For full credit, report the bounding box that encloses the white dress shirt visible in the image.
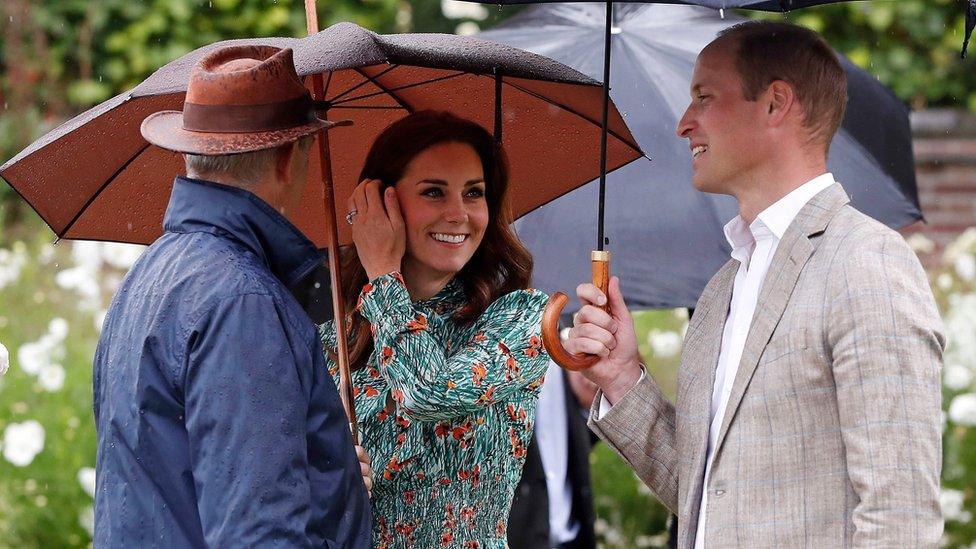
[597,173,836,548]
[536,361,580,545]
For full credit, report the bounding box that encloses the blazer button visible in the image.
[713,489,726,498]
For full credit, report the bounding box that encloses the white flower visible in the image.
[906,233,935,254]
[941,488,966,522]
[455,21,480,36]
[948,393,976,427]
[647,330,682,358]
[94,310,108,333]
[79,505,95,537]
[17,341,50,376]
[2,420,45,467]
[955,253,976,282]
[937,273,954,291]
[0,341,8,376]
[945,364,974,391]
[38,364,66,392]
[77,467,97,498]
[48,317,69,340]
[70,241,103,272]
[441,0,488,20]
[943,227,976,264]
[944,293,976,370]
[37,243,56,265]
[101,242,145,270]
[0,245,28,290]
[56,266,101,310]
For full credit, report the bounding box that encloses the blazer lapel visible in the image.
[680,259,736,534]
[710,183,850,459]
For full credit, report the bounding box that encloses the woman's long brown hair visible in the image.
[338,111,534,371]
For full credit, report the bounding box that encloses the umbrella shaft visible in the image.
[597,0,613,252]
[304,0,359,444]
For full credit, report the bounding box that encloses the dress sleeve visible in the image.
[357,272,550,422]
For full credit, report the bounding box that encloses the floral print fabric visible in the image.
[320,272,550,548]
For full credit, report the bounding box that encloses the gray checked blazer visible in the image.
[589,184,945,548]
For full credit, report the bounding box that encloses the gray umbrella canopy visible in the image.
[481,3,921,311]
[1,22,641,247]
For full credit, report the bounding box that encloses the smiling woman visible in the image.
[320,111,551,548]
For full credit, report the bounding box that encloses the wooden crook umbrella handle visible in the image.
[541,251,610,371]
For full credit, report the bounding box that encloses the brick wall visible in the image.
[900,109,976,267]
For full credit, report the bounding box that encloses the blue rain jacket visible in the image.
[92,177,371,548]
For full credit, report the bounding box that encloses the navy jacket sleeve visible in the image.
[184,293,315,547]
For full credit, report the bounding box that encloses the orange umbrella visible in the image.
[0,19,642,439]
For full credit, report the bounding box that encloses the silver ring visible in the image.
[345,210,358,225]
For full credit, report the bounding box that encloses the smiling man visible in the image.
[563,21,945,548]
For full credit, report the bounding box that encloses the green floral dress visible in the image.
[319,272,550,549]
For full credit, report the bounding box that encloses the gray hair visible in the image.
[184,148,279,187]
[184,136,314,186]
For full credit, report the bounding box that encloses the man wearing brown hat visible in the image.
[93,45,372,547]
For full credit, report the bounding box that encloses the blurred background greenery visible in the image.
[1,0,975,547]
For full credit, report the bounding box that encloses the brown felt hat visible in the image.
[141,45,345,156]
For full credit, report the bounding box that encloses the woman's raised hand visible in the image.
[348,179,406,280]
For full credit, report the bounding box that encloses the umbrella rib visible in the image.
[330,71,466,107]
[328,64,400,103]
[59,142,152,239]
[499,78,642,156]
[349,66,414,112]
[329,105,407,110]
[324,70,334,97]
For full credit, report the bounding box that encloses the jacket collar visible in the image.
[163,176,324,287]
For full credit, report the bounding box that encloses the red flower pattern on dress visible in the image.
[509,427,527,459]
[357,282,374,311]
[525,335,543,358]
[380,345,394,366]
[452,421,475,449]
[475,386,496,407]
[506,403,527,424]
[405,314,428,333]
[383,456,413,481]
[471,363,487,386]
[394,521,417,548]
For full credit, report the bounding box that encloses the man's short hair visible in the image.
[185,136,313,186]
[717,21,848,147]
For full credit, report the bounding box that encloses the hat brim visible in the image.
[140,111,348,156]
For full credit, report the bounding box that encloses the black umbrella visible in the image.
[468,0,972,368]
[481,3,922,312]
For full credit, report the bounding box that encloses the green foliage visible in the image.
[748,0,975,109]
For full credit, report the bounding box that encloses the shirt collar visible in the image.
[723,173,836,259]
[162,176,324,287]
